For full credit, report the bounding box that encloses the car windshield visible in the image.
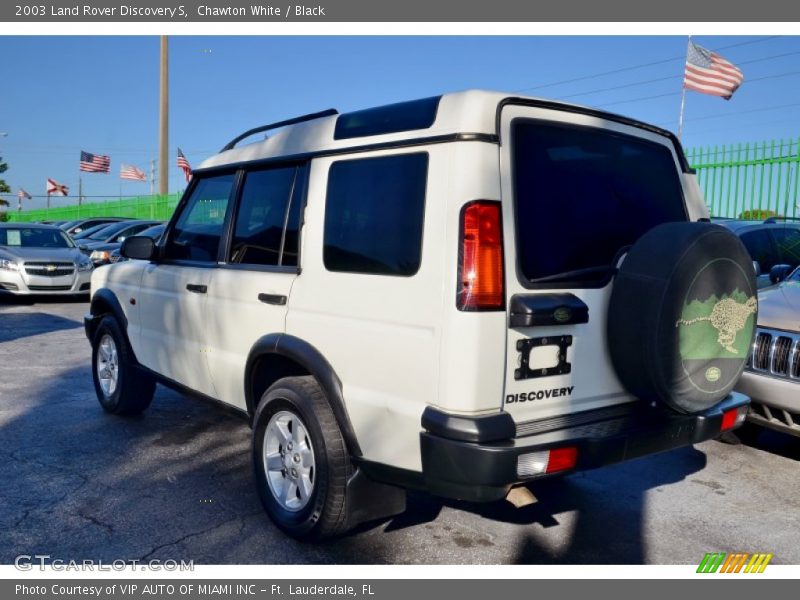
[87,222,129,240]
[788,267,800,282]
[0,227,74,248]
[73,223,111,240]
[140,224,165,239]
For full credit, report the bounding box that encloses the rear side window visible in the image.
[512,120,686,286]
[164,173,234,262]
[324,153,427,276]
[228,166,299,267]
[771,227,800,266]
[740,229,776,272]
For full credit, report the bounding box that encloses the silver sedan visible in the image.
[0,223,94,296]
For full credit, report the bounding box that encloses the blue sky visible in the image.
[1,35,798,210]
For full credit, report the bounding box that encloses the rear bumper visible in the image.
[420,392,749,502]
[736,371,800,437]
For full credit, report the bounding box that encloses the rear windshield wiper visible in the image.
[528,265,617,285]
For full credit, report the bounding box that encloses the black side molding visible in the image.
[509,293,589,328]
[422,406,516,443]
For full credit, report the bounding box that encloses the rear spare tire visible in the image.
[608,222,757,414]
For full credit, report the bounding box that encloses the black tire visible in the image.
[91,315,156,415]
[252,376,352,541]
[608,222,757,414]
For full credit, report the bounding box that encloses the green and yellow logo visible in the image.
[697,552,773,574]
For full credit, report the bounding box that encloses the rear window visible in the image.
[512,119,686,286]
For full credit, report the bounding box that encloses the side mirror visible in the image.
[752,261,761,277]
[121,236,157,261]
[769,263,792,285]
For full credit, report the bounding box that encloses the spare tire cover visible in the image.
[608,222,757,414]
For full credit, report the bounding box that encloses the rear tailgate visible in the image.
[498,102,691,425]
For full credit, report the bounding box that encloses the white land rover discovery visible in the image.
[85,90,756,540]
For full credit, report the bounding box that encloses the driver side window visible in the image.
[163,173,235,262]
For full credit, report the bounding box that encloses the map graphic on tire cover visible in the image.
[675,258,757,393]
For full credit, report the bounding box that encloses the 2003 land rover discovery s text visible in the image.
[85,90,756,540]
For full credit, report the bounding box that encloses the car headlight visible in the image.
[90,250,110,262]
[0,259,20,272]
[76,259,94,271]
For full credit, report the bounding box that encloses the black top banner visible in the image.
[3,0,800,22]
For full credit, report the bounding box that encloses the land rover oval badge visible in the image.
[554,307,572,323]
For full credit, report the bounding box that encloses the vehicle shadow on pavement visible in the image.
[0,311,83,343]
[0,360,710,565]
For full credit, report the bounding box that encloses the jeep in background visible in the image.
[84,90,754,540]
[734,266,800,441]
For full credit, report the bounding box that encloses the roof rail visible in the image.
[220,108,339,152]
[764,216,800,224]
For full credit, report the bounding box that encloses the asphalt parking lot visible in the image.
[1,297,799,565]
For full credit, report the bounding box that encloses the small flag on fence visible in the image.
[120,163,147,182]
[17,188,32,201]
[684,41,744,100]
[79,150,111,173]
[46,178,69,196]
[177,148,192,182]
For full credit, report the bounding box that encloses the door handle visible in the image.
[186,284,207,294]
[258,293,287,306]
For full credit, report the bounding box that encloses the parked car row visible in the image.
[0,217,165,297]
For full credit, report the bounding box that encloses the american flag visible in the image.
[177,148,192,182]
[684,41,744,100]
[79,150,111,173]
[120,163,147,182]
[46,178,69,196]
[17,188,32,200]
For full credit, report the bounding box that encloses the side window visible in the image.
[164,173,234,262]
[771,227,800,266]
[740,229,775,273]
[323,153,428,276]
[229,166,298,267]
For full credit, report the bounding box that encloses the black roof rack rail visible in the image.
[764,216,800,224]
[220,108,339,152]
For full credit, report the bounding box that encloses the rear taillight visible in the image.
[517,446,578,477]
[720,407,744,432]
[457,201,505,311]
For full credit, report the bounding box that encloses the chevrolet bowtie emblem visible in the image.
[46,265,57,272]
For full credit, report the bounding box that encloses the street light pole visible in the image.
[158,36,169,197]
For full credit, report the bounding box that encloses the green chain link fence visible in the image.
[685,138,800,219]
[5,194,181,223]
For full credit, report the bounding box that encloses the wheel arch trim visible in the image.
[245,333,363,457]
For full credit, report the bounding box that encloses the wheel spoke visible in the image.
[292,420,307,445]
[283,480,297,505]
[274,421,292,446]
[298,474,313,501]
[300,448,313,468]
[265,452,284,473]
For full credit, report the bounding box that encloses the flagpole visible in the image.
[678,35,692,140]
[78,175,83,207]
